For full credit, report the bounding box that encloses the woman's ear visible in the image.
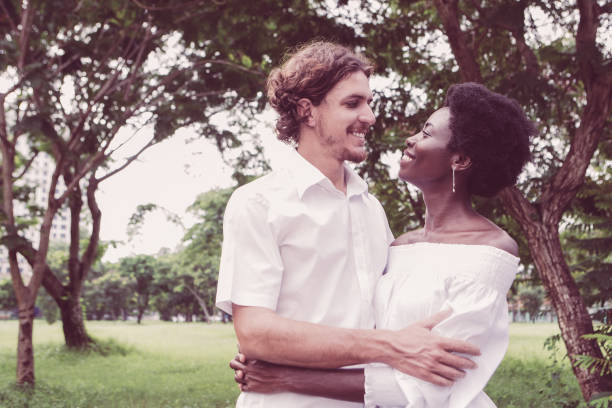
[297,98,315,127]
[452,153,472,172]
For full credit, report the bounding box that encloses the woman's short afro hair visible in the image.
[444,82,535,197]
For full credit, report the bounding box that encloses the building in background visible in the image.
[0,154,72,280]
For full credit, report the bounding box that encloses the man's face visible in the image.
[312,71,376,163]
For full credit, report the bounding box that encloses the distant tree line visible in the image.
[0,187,232,324]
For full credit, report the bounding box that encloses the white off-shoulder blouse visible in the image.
[364,242,519,408]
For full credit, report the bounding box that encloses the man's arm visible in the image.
[233,305,479,386]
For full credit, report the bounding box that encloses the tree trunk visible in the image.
[16,303,35,385]
[523,222,612,398]
[185,285,212,323]
[58,296,93,348]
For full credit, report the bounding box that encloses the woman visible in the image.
[230,82,534,407]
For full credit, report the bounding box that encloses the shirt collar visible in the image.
[285,148,369,199]
[344,165,369,197]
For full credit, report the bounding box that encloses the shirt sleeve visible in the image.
[364,277,511,408]
[215,188,284,315]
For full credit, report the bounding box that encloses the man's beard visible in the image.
[322,134,368,164]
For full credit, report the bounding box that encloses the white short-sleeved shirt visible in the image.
[216,148,393,408]
[364,243,518,408]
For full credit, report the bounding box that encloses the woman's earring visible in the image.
[452,167,456,193]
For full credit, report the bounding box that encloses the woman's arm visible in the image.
[230,354,365,403]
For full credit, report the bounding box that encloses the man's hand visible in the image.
[383,309,480,386]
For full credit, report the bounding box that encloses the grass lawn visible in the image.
[0,321,583,407]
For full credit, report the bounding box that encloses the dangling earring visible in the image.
[452,167,456,193]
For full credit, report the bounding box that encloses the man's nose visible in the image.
[359,106,376,126]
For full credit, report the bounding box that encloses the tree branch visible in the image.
[596,2,612,14]
[0,0,18,32]
[576,0,602,92]
[17,0,34,73]
[431,0,483,82]
[80,174,101,284]
[96,136,157,183]
[66,172,83,293]
[130,0,206,11]
[540,1,612,224]
[12,150,39,180]
[499,186,539,227]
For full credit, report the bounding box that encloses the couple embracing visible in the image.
[216,41,534,408]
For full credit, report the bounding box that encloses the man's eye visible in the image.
[345,101,358,108]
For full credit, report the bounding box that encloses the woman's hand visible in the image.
[230,352,366,402]
[230,353,292,393]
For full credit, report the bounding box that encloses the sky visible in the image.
[97,116,298,262]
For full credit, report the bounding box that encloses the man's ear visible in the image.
[451,153,472,172]
[297,98,315,127]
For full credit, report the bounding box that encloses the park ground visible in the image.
[0,321,583,407]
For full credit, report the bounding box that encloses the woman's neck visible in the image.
[421,189,476,234]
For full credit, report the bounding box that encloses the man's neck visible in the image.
[297,144,346,194]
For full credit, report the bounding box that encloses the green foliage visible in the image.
[36,290,59,325]
[119,255,157,323]
[0,279,17,311]
[486,357,581,408]
[82,268,131,321]
[563,177,612,309]
[518,286,545,323]
[574,327,612,378]
[175,187,235,318]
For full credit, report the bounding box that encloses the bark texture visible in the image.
[16,304,36,384]
[59,296,94,348]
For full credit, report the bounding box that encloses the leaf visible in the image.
[241,54,253,68]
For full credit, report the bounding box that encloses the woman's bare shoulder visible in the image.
[481,228,519,257]
[391,229,424,246]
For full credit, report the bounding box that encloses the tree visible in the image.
[0,278,17,312]
[119,255,156,324]
[82,268,131,321]
[518,287,545,323]
[129,188,235,322]
[359,0,612,399]
[177,188,234,320]
[562,177,612,318]
[0,0,361,384]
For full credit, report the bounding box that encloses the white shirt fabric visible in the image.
[216,147,393,408]
[364,242,518,408]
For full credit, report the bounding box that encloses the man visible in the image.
[216,41,479,407]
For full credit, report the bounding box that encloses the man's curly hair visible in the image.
[266,41,373,144]
[444,83,535,197]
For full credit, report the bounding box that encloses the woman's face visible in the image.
[399,107,455,187]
